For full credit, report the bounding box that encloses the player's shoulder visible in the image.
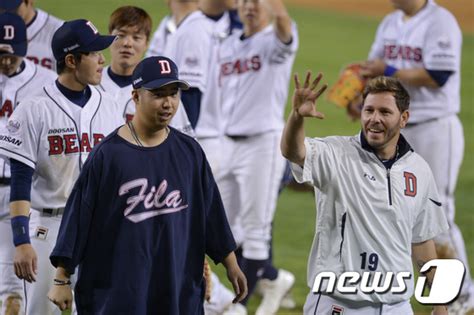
[169,127,206,156]
[427,2,460,28]
[37,8,64,28]
[178,10,212,33]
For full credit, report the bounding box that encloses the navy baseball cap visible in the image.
[52,19,116,61]
[0,0,22,11]
[0,12,26,56]
[132,56,189,90]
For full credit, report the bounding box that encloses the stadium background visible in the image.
[32,0,472,314]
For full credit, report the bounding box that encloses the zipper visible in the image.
[386,168,392,206]
[339,212,347,261]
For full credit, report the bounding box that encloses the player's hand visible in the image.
[292,71,327,119]
[13,244,38,283]
[360,59,386,78]
[226,264,248,303]
[47,284,73,311]
[346,93,363,121]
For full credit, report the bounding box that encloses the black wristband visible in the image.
[53,278,71,286]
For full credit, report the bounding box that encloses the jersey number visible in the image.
[360,252,379,271]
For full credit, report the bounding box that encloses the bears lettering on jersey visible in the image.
[0,100,13,118]
[48,133,104,155]
[220,55,261,77]
[26,56,54,70]
[384,45,423,62]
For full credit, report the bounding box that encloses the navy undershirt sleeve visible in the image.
[180,88,202,129]
[10,159,34,202]
[426,69,453,87]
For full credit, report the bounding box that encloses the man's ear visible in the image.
[132,90,140,104]
[400,110,410,128]
[64,54,77,70]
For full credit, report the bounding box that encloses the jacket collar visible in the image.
[360,131,413,160]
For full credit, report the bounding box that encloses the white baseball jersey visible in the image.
[146,15,176,58]
[99,66,194,137]
[26,8,63,71]
[0,60,56,216]
[368,0,461,123]
[0,83,123,211]
[163,11,234,138]
[218,23,298,135]
[291,134,448,304]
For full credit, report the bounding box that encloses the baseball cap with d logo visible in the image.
[0,12,27,56]
[132,56,189,90]
[52,19,116,62]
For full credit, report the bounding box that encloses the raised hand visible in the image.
[292,71,327,119]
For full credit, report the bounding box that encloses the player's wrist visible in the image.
[11,215,31,246]
[53,278,72,286]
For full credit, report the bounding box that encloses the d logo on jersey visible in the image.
[3,25,14,40]
[403,171,417,197]
[158,60,171,74]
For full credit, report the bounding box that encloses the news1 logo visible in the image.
[312,259,465,304]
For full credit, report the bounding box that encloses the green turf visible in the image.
[33,1,473,314]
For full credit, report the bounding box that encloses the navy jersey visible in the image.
[50,127,236,314]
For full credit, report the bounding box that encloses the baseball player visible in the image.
[47,56,247,314]
[216,0,298,314]
[0,0,63,71]
[100,5,193,136]
[282,73,449,314]
[157,0,242,175]
[0,12,56,315]
[0,19,123,315]
[347,1,472,312]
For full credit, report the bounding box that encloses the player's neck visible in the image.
[200,2,226,17]
[57,75,87,92]
[110,63,134,77]
[172,4,198,26]
[402,0,427,18]
[22,8,37,26]
[128,119,169,147]
[374,136,399,161]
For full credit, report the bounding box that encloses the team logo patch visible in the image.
[185,57,199,67]
[6,120,20,135]
[437,37,451,50]
[35,226,48,240]
[331,305,344,315]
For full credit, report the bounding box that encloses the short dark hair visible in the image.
[362,76,410,112]
[108,6,152,40]
[56,52,87,74]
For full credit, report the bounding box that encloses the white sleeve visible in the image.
[423,13,461,71]
[169,100,195,137]
[412,170,449,243]
[368,17,388,60]
[146,16,173,58]
[168,31,210,92]
[267,22,299,64]
[290,137,336,189]
[0,101,41,169]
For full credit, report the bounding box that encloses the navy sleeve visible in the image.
[426,69,453,87]
[50,150,103,274]
[10,159,34,202]
[202,153,236,264]
[180,87,202,129]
